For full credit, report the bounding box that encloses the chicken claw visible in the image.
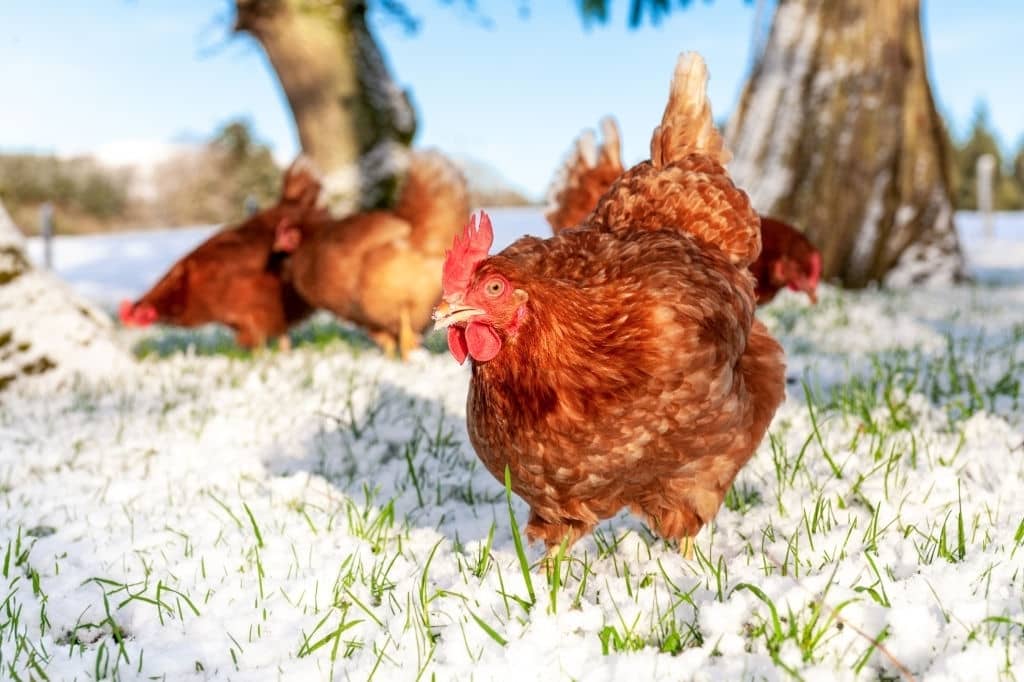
[679,536,696,561]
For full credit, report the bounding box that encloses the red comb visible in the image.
[119,300,157,327]
[442,211,494,297]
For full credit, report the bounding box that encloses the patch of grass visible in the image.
[0,530,53,679]
[504,467,535,610]
[724,482,762,514]
[130,317,454,360]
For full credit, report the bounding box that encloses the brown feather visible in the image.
[393,149,470,255]
[650,52,731,169]
[283,150,470,354]
[572,54,761,268]
[130,205,314,348]
[545,117,625,234]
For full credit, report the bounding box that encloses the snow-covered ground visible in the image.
[22,207,548,310]
[4,211,1024,680]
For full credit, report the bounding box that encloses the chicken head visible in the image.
[771,250,821,303]
[433,211,528,364]
[118,300,158,327]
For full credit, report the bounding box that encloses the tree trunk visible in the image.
[725,0,965,288]
[235,0,417,215]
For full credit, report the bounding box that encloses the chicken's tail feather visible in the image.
[650,52,730,168]
[393,149,471,255]
[544,117,626,234]
[588,51,761,268]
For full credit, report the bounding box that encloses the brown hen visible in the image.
[434,53,786,557]
[276,149,470,360]
[119,159,322,348]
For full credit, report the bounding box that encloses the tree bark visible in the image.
[235,0,416,215]
[725,0,965,288]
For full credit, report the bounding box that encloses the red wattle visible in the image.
[447,326,468,365]
[465,322,501,362]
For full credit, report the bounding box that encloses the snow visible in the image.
[22,208,550,310]
[0,202,128,391]
[4,209,1024,680]
[849,170,889,278]
[885,194,966,288]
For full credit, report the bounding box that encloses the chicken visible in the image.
[433,53,786,557]
[273,149,470,360]
[118,158,322,348]
[545,116,822,305]
[748,216,821,304]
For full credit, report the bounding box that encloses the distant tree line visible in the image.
[0,119,529,235]
[0,155,132,232]
[951,102,1024,210]
[149,120,282,227]
[0,119,281,234]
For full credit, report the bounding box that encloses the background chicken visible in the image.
[119,158,322,348]
[274,149,469,360]
[749,216,821,304]
[433,53,786,556]
[545,116,822,306]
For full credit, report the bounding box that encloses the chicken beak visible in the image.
[806,287,818,304]
[432,299,485,330]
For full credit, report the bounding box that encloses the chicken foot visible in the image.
[526,511,591,553]
[369,330,399,358]
[367,308,419,361]
[636,501,704,561]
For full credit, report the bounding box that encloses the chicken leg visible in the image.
[398,306,420,361]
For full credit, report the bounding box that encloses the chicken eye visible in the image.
[485,279,505,297]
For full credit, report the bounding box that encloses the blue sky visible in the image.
[1,1,1022,198]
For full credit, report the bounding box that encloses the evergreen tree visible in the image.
[1011,138,1024,208]
[955,102,1004,210]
